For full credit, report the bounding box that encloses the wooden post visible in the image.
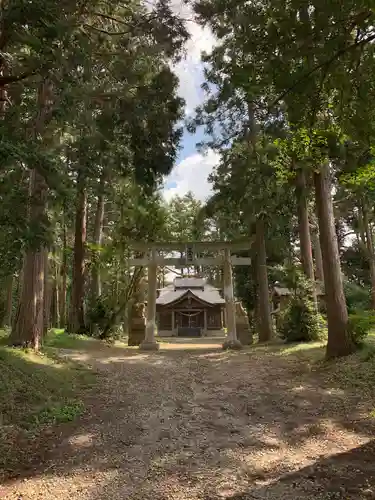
[222,248,242,349]
[203,309,207,336]
[139,250,159,350]
[171,310,175,336]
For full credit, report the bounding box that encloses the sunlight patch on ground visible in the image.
[278,341,326,356]
[159,342,223,350]
[101,354,151,364]
[68,432,95,448]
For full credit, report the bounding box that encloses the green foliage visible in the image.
[34,401,84,425]
[87,297,112,337]
[279,295,325,343]
[0,0,187,288]
[45,329,97,350]
[341,244,371,288]
[166,192,204,241]
[344,281,371,313]
[234,257,257,314]
[347,311,375,347]
[279,274,325,343]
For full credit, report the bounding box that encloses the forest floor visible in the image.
[1,333,375,499]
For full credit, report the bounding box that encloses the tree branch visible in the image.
[0,70,36,85]
[270,32,375,109]
[83,23,129,36]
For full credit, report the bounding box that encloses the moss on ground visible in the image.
[0,329,98,433]
[0,343,95,430]
[265,331,375,416]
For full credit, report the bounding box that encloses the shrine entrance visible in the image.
[175,310,204,337]
[129,240,253,350]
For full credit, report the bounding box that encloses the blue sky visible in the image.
[163,2,219,202]
[164,129,204,190]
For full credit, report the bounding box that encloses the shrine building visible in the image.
[156,277,225,337]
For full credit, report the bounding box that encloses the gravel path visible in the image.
[2,340,375,499]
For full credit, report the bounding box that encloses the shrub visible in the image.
[347,311,375,347]
[278,271,326,343]
[344,281,371,313]
[86,297,111,337]
[279,295,325,343]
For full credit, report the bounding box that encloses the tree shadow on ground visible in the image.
[2,342,375,500]
[226,440,375,499]
[0,345,95,481]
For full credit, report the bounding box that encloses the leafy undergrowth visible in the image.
[45,328,100,350]
[45,328,131,350]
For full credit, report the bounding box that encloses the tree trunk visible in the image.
[60,218,67,328]
[255,217,273,342]
[4,275,13,326]
[91,174,106,302]
[9,170,47,350]
[68,169,87,334]
[312,229,324,283]
[314,163,354,358]
[51,281,60,328]
[43,248,53,336]
[362,202,375,309]
[295,168,317,304]
[51,253,60,328]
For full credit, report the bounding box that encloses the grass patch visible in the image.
[45,328,98,350]
[0,331,98,478]
[45,328,131,351]
[267,333,375,406]
[324,345,375,394]
[278,341,326,357]
[0,339,95,431]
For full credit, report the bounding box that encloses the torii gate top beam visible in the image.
[129,239,254,252]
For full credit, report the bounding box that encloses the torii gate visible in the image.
[129,240,253,350]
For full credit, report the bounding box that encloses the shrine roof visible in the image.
[156,279,225,306]
[173,277,205,288]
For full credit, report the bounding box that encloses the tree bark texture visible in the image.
[91,174,106,302]
[9,79,55,349]
[295,168,317,305]
[362,202,375,309]
[68,169,87,333]
[51,281,60,328]
[314,164,354,358]
[4,274,13,326]
[60,218,67,327]
[255,217,273,342]
[43,248,52,336]
[51,252,60,328]
[9,169,47,349]
[312,229,324,284]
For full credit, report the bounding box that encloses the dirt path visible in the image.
[2,340,375,499]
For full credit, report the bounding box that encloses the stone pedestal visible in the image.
[235,302,253,345]
[128,302,146,346]
[139,340,160,351]
[222,338,243,350]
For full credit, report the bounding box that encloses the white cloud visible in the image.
[159,1,218,204]
[170,0,216,114]
[164,149,219,202]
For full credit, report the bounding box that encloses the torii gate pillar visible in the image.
[222,248,242,350]
[139,249,160,351]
